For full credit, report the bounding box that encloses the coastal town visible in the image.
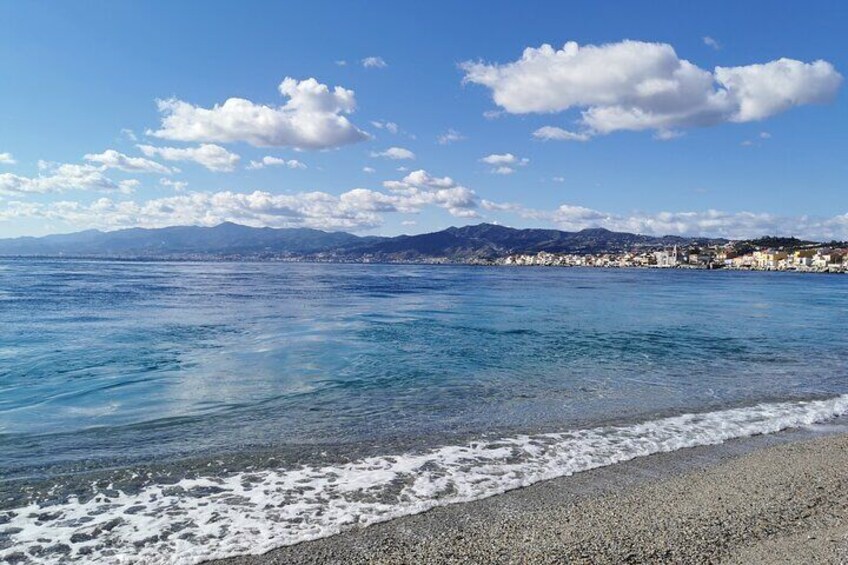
[499,243,848,273]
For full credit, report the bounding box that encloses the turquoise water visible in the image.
[1,260,846,563]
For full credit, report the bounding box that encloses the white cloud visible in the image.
[480,153,526,165]
[371,146,416,160]
[335,60,347,66]
[84,149,173,174]
[138,144,240,172]
[759,131,772,139]
[0,152,17,165]
[0,169,483,231]
[480,200,848,240]
[362,166,376,173]
[246,156,307,170]
[437,129,465,144]
[480,153,528,174]
[382,169,480,218]
[149,77,369,149]
[371,120,399,134]
[362,56,387,69]
[551,176,566,183]
[160,178,188,192]
[462,40,842,139]
[533,126,591,142]
[120,128,138,141]
[118,179,140,194]
[703,36,721,50]
[0,162,126,195]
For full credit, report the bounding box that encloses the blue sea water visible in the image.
[1,260,846,563]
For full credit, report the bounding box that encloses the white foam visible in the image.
[2,394,847,564]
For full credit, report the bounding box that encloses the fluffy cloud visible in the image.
[362,57,387,69]
[371,146,416,160]
[480,153,529,174]
[462,40,842,139]
[481,200,848,240]
[246,156,307,170]
[437,129,465,144]
[0,153,16,165]
[160,178,188,192]
[84,149,173,174]
[149,77,369,149]
[0,162,129,195]
[0,169,485,230]
[0,191,385,232]
[382,169,480,217]
[138,144,240,172]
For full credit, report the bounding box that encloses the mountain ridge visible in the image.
[0,222,734,261]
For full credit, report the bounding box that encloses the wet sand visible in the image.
[208,429,848,564]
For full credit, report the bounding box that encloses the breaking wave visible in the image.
[2,394,847,564]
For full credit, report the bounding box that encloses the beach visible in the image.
[210,429,848,565]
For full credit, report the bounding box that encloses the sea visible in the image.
[1,259,846,564]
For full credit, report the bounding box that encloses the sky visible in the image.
[0,0,846,240]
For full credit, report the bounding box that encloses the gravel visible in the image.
[207,430,848,564]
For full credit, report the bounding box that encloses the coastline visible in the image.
[208,427,848,564]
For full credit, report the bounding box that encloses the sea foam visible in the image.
[2,394,847,564]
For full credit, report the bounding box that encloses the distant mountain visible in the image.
[0,222,729,261]
[0,222,377,257]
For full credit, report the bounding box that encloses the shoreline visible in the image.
[208,426,848,564]
[1,255,845,274]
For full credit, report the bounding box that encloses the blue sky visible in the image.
[0,0,846,239]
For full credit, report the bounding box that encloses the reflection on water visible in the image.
[1,260,846,476]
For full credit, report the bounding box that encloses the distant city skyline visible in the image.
[0,0,846,239]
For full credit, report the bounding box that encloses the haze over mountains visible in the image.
[0,222,734,261]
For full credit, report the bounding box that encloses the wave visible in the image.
[2,394,847,564]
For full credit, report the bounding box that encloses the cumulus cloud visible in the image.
[0,162,129,195]
[149,77,369,149]
[462,40,842,139]
[382,169,480,218]
[138,144,240,172]
[437,129,465,144]
[84,149,173,174]
[0,167,487,230]
[480,200,848,240]
[117,179,141,194]
[362,56,387,69]
[160,178,188,192]
[480,153,529,174]
[371,146,416,160]
[0,173,480,232]
[246,156,307,170]
[362,166,376,173]
[0,152,16,165]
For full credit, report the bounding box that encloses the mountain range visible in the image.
[0,222,729,261]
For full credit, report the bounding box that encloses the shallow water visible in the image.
[1,260,846,563]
